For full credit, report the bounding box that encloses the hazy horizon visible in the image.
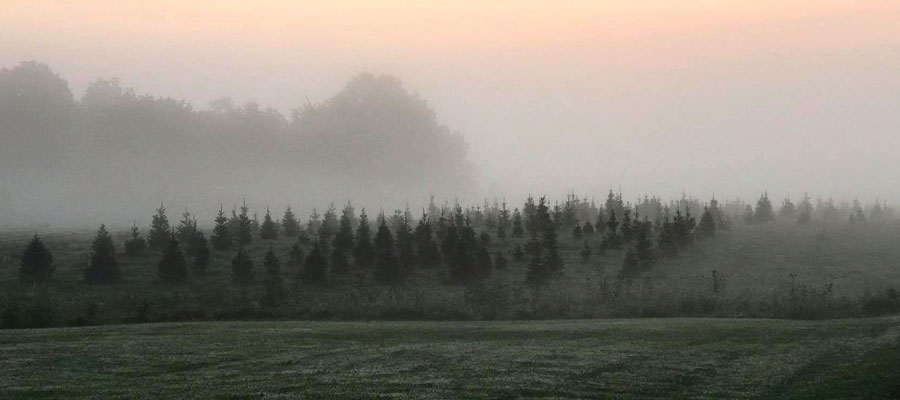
[2,1,900,228]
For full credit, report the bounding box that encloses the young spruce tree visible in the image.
[158,236,188,283]
[211,206,233,250]
[148,203,171,251]
[20,234,54,284]
[259,207,279,240]
[84,224,121,283]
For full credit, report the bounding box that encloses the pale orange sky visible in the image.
[2,0,900,202]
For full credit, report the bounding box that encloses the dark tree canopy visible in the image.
[20,235,54,284]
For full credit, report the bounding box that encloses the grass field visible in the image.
[1,317,899,398]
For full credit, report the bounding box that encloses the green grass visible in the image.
[1,317,898,398]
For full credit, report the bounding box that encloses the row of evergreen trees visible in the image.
[15,191,892,287]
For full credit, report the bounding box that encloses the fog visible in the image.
[2,1,900,229]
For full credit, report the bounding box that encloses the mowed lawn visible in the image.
[1,317,899,398]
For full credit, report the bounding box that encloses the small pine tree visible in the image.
[582,220,594,236]
[84,225,121,283]
[334,204,356,255]
[755,192,775,223]
[211,206,233,250]
[175,209,198,251]
[236,201,253,246]
[511,208,525,238]
[124,222,147,256]
[318,204,339,242]
[602,210,621,249]
[374,216,403,284]
[620,209,633,242]
[301,241,328,283]
[148,203,170,251]
[191,232,211,275]
[231,247,254,284]
[780,197,797,219]
[415,215,441,269]
[158,237,188,283]
[497,201,510,240]
[572,222,583,240]
[263,248,283,307]
[352,209,374,269]
[20,234,54,284]
[396,215,416,272]
[695,206,716,240]
[798,193,813,225]
[281,206,300,237]
[260,207,280,240]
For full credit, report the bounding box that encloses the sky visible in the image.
[2,0,900,204]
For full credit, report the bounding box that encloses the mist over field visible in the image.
[2,1,900,229]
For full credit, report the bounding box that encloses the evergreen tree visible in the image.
[852,199,866,224]
[84,225,121,283]
[755,192,775,223]
[211,206,233,250]
[523,195,537,236]
[494,251,509,270]
[330,241,350,274]
[334,204,355,254]
[148,203,170,251]
[511,208,525,238]
[525,196,563,285]
[658,213,678,257]
[497,200,510,240]
[287,243,304,277]
[742,205,755,225]
[353,209,374,269]
[620,208,633,242]
[263,247,284,307]
[695,206,716,240]
[582,220,594,236]
[318,204,339,241]
[595,207,606,236]
[175,209,198,251]
[158,236,188,283]
[572,222,583,240]
[306,208,322,237]
[124,222,147,256]
[374,216,403,284]
[414,214,441,269]
[780,197,797,220]
[475,231,493,279]
[301,241,328,283]
[396,215,416,272]
[191,232,211,275]
[231,247,254,284]
[798,193,813,224]
[634,220,655,268]
[20,234,54,284]
[236,201,253,246]
[281,206,300,237]
[260,207,279,240]
[601,210,621,249]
